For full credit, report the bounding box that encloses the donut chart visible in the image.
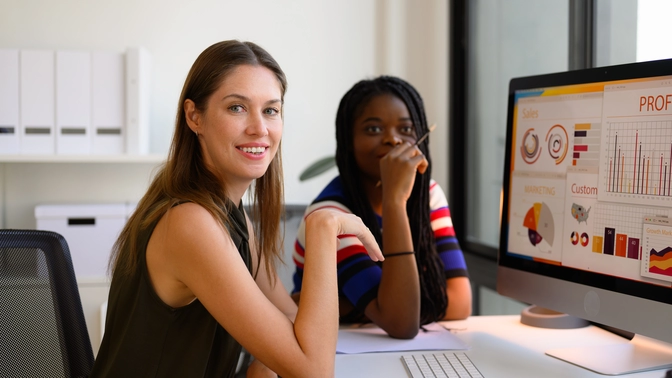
[523,202,555,247]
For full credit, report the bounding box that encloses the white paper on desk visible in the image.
[336,322,469,354]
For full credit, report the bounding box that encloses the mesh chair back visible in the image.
[0,229,94,377]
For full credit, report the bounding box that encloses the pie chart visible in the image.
[523,202,555,247]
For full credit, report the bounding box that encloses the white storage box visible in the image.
[35,203,128,281]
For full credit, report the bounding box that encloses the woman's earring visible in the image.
[194,130,198,137]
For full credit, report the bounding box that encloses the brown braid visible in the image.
[335,76,448,324]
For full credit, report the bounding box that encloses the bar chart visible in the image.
[591,203,672,260]
[601,120,672,207]
[572,123,601,167]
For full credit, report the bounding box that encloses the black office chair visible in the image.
[0,229,94,377]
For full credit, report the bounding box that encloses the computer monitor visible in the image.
[497,58,672,375]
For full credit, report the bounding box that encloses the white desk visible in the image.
[335,315,670,378]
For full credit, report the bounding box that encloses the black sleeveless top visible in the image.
[91,201,252,378]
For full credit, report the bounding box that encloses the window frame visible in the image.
[448,0,596,313]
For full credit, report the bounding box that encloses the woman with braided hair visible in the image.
[291,76,472,339]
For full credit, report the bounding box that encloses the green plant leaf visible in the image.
[299,156,336,181]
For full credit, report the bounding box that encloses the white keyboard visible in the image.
[401,352,484,378]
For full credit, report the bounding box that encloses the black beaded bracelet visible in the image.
[383,251,414,258]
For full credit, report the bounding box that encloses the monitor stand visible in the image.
[545,334,672,375]
[520,305,672,375]
[519,305,589,329]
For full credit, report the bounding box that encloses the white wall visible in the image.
[0,0,448,215]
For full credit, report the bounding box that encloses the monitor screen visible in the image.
[497,58,672,375]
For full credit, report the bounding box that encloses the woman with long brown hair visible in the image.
[91,40,383,377]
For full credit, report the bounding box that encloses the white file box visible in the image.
[20,49,55,155]
[56,50,92,155]
[0,49,20,154]
[92,51,125,155]
[125,47,152,155]
[35,203,128,280]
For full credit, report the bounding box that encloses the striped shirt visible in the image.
[292,176,468,314]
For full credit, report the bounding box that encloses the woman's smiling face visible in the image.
[187,64,283,194]
[352,93,416,182]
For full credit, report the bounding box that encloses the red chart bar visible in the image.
[574,145,589,152]
[615,234,627,257]
[627,238,640,259]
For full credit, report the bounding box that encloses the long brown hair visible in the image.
[334,76,448,323]
[110,40,287,283]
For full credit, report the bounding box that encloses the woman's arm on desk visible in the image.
[363,169,421,339]
[154,205,381,378]
[443,276,472,320]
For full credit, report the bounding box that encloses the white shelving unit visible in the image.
[0,154,166,229]
[0,154,165,164]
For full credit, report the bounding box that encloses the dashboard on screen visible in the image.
[497,58,672,374]
[505,75,672,287]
